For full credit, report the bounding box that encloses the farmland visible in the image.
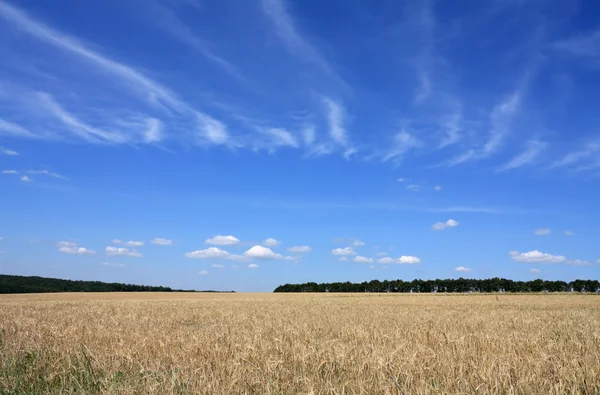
[1,293,599,394]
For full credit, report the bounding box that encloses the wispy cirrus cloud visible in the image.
[0,1,232,147]
[25,169,68,180]
[382,131,422,163]
[554,28,600,62]
[497,140,548,171]
[0,147,18,155]
[0,119,38,138]
[136,0,247,82]
[322,97,354,157]
[549,139,600,170]
[260,0,340,81]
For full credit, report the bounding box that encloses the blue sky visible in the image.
[0,0,599,292]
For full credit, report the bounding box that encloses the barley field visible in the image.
[0,293,599,394]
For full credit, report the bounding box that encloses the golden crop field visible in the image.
[1,293,599,394]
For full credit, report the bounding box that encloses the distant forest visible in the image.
[274,278,600,293]
[0,274,220,293]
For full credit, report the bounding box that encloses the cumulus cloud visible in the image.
[248,263,259,269]
[112,239,144,247]
[57,241,95,255]
[534,228,551,236]
[152,238,174,245]
[398,256,421,264]
[244,245,283,260]
[432,219,459,230]
[379,256,421,264]
[509,250,566,263]
[262,238,280,247]
[354,256,373,263]
[288,245,311,253]
[105,246,143,257]
[332,247,356,256]
[20,175,32,182]
[198,270,209,276]
[352,240,365,247]
[185,247,244,260]
[455,266,472,272]
[205,235,240,246]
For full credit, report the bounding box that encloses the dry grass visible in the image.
[1,293,599,394]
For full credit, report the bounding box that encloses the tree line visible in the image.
[274,278,600,293]
[0,274,230,293]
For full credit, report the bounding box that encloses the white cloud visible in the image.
[434,186,442,191]
[144,118,163,143]
[497,140,547,171]
[406,184,421,192]
[288,245,311,253]
[262,238,280,247]
[379,256,421,264]
[0,147,18,155]
[248,263,259,269]
[455,266,472,272]
[105,246,143,258]
[534,228,551,236]
[332,247,356,256]
[352,240,365,247]
[244,245,283,260]
[261,128,298,149]
[382,131,422,162]
[205,235,240,246]
[530,268,541,273]
[152,238,174,245]
[338,257,348,262]
[34,92,129,144]
[323,97,352,155]
[20,175,32,182]
[564,231,574,236]
[483,92,521,155]
[398,256,421,264]
[550,140,600,169]
[432,219,459,230]
[0,119,37,138]
[198,270,209,276]
[185,247,244,260]
[301,124,316,146]
[102,262,126,268]
[125,241,144,247]
[396,178,406,182]
[196,114,230,145]
[260,0,338,78]
[112,239,123,245]
[211,264,225,269]
[509,250,566,263]
[26,169,67,179]
[554,29,600,60]
[354,256,373,263]
[2,170,18,174]
[58,241,77,248]
[57,241,95,255]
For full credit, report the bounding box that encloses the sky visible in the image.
[0,0,599,292]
